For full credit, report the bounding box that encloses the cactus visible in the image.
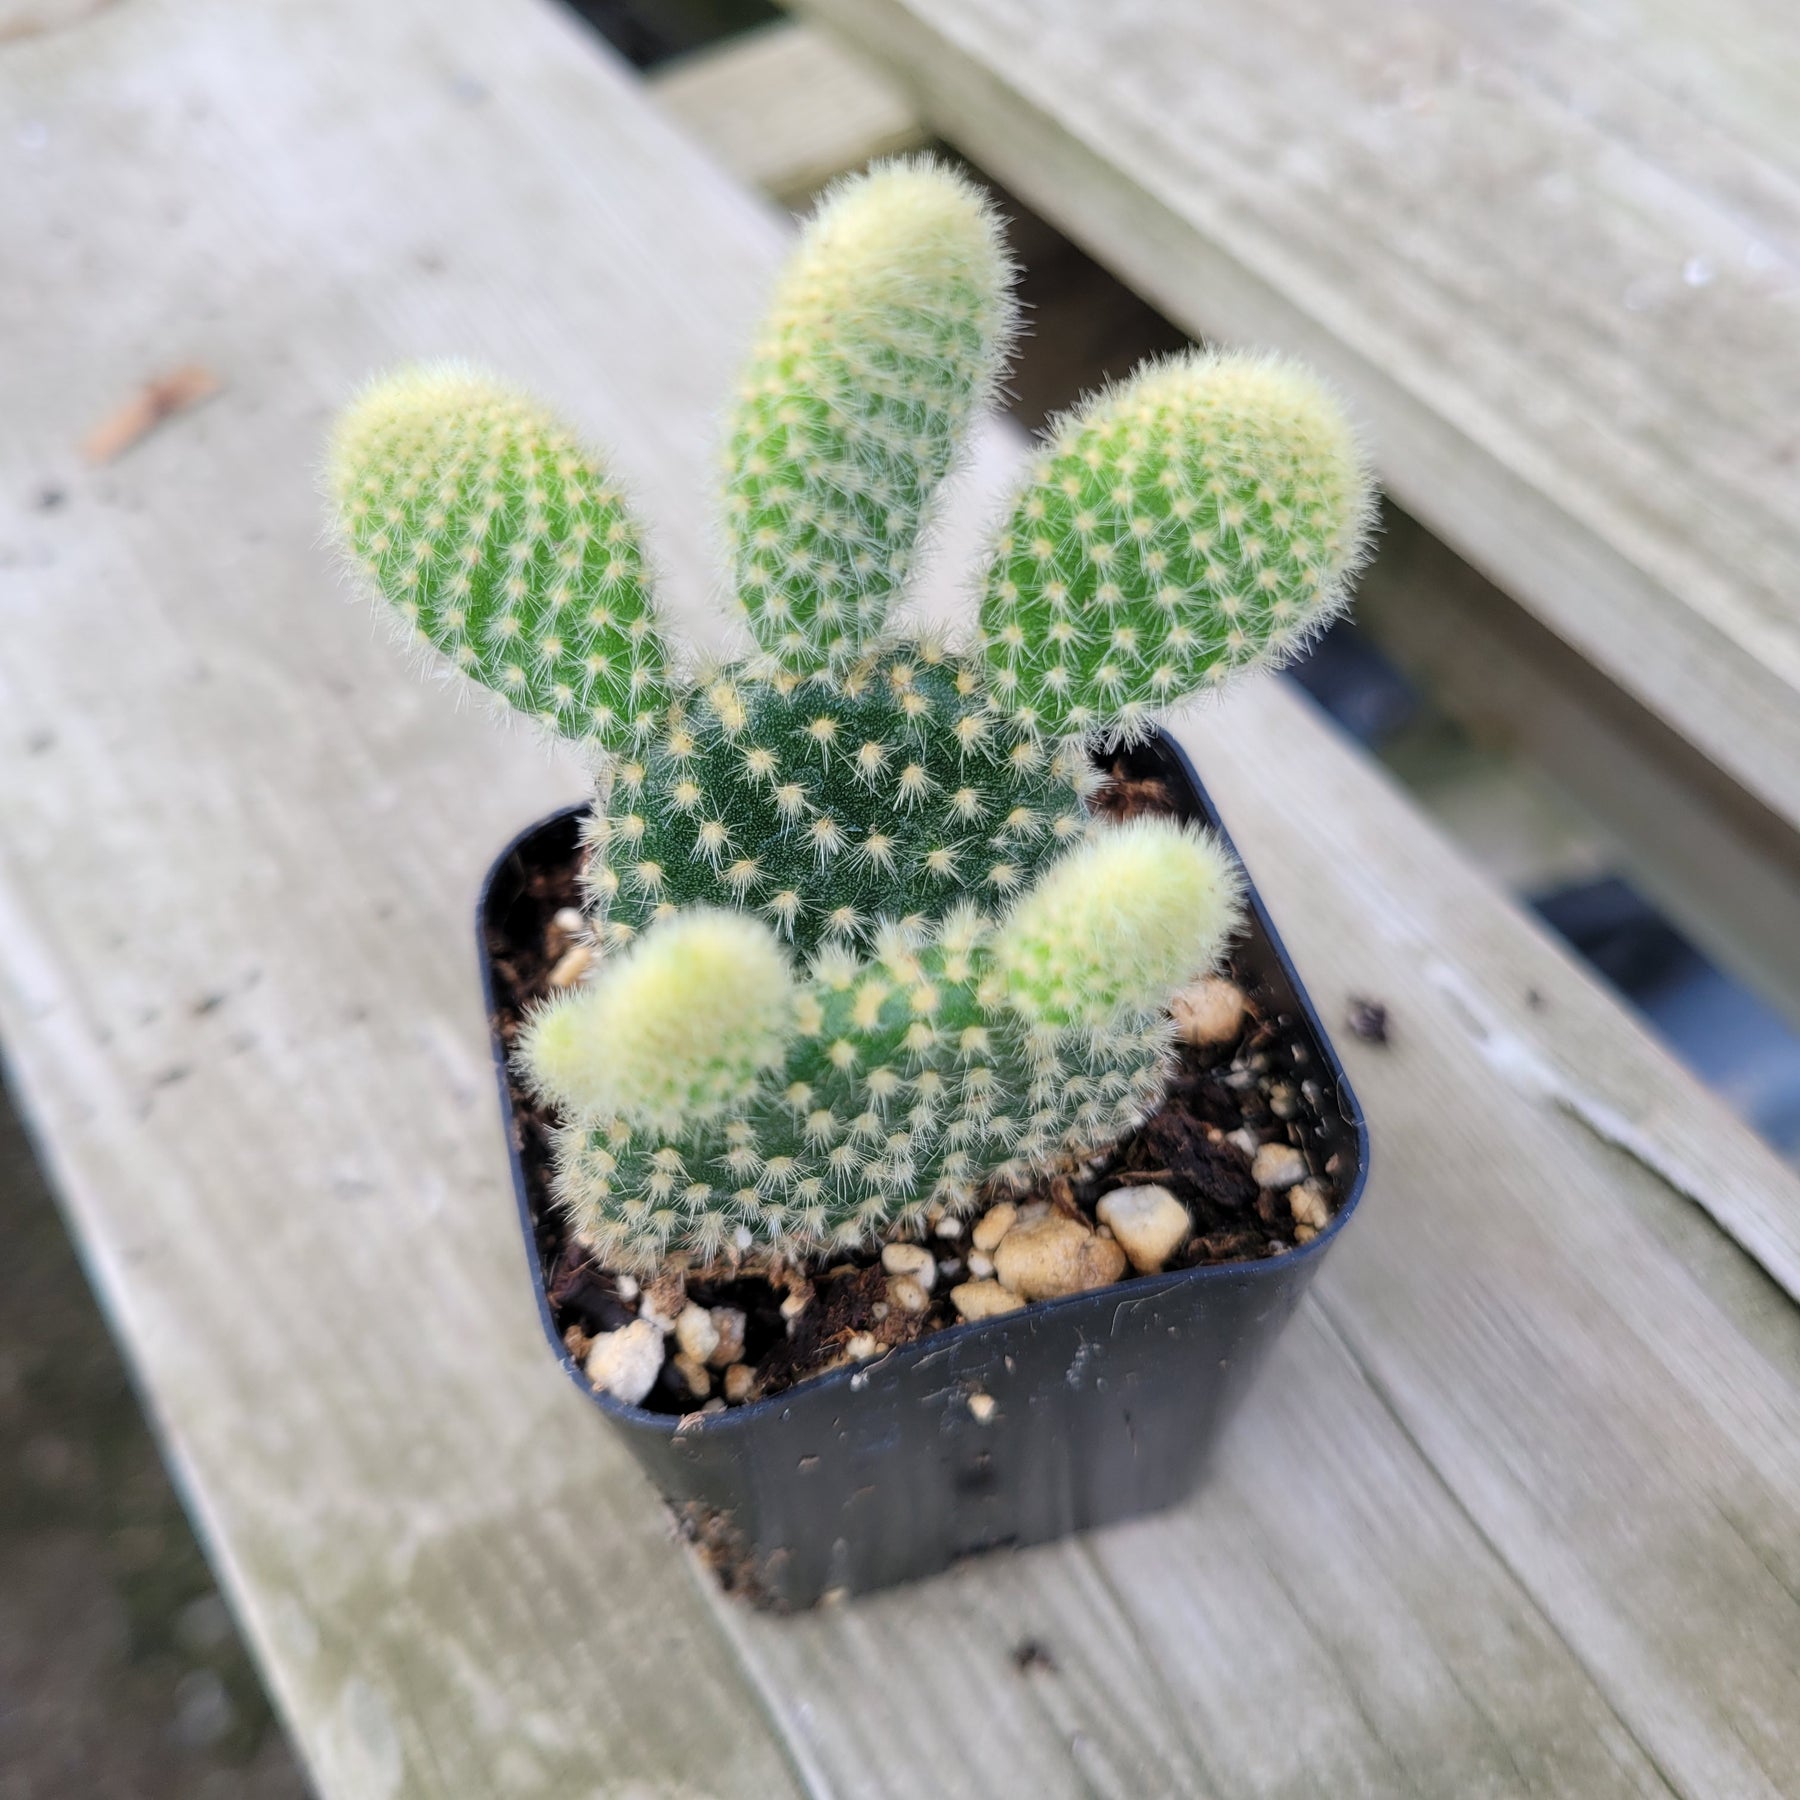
[325,155,1374,1268]
[586,642,1093,955]
[996,816,1243,1028]
[522,821,1239,1267]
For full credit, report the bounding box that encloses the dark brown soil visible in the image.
[486,767,1345,1415]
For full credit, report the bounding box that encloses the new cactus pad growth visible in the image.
[326,157,1374,1268]
[726,163,1016,670]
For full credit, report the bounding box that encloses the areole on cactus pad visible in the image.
[325,157,1374,1271]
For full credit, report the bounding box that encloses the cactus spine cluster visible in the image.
[326,156,1374,1269]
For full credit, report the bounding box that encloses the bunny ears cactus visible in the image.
[978,354,1372,740]
[326,157,1374,1266]
[521,822,1240,1267]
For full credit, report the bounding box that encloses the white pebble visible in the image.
[674,1302,720,1364]
[846,1332,881,1360]
[1169,975,1248,1048]
[967,1391,997,1423]
[950,1280,1025,1321]
[933,1214,965,1240]
[1288,1180,1332,1231]
[971,1202,1017,1253]
[1082,1234,1127,1287]
[881,1242,936,1289]
[1097,1184,1192,1273]
[968,1251,995,1279]
[706,1306,747,1367]
[994,1215,1103,1301]
[888,1275,931,1314]
[1252,1143,1307,1190]
[548,944,592,988]
[552,906,587,938]
[723,1363,757,1403]
[1227,1128,1260,1161]
[584,1320,664,1406]
[671,1350,711,1398]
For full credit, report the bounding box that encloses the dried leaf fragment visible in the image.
[81,364,222,464]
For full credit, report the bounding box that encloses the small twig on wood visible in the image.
[81,364,222,464]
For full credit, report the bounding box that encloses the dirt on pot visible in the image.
[485,766,1347,1418]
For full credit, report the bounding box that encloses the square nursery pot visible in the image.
[479,730,1368,1609]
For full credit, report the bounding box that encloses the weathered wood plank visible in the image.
[650,18,926,206]
[0,4,815,1795]
[7,2,1800,1797]
[1358,510,1800,1029]
[713,1301,1684,1799]
[790,0,1800,851]
[1173,676,1800,1800]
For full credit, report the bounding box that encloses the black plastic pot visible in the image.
[479,730,1368,1609]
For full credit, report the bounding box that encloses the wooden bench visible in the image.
[5,1,1800,1793]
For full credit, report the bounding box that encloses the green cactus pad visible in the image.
[521,908,794,1132]
[329,365,671,751]
[724,160,1016,672]
[548,913,1174,1268]
[997,818,1243,1027]
[584,638,1090,958]
[978,350,1374,741]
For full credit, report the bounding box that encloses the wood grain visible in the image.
[791,0,1800,847]
[5,1,1800,1796]
[1357,510,1800,1029]
[1175,676,1800,1800]
[1,2,808,1793]
[650,19,926,206]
